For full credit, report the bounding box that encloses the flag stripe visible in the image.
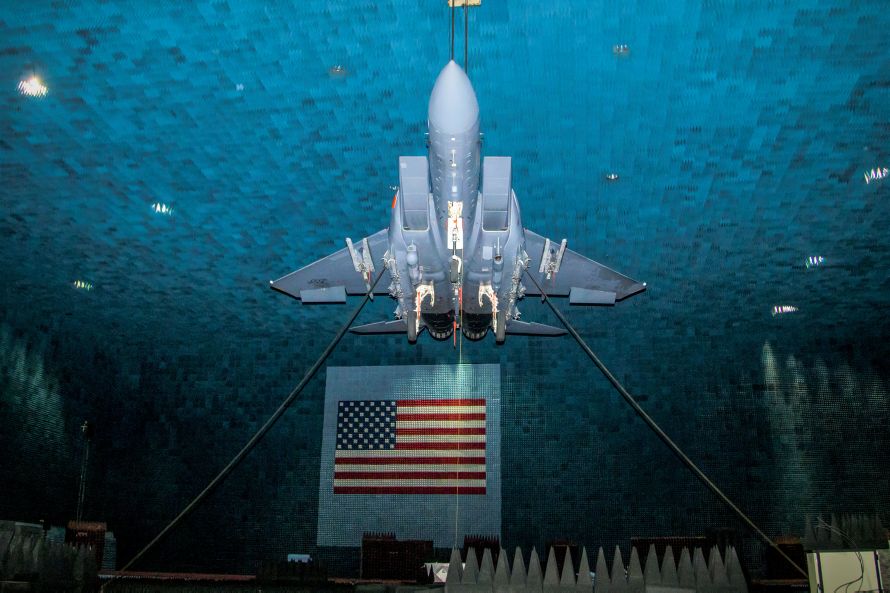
[334,471,486,480]
[335,463,484,472]
[397,399,485,407]
[396,427,486,436]
[335,450,484,460]
[334,486,486,495]
[397,413,486,421]
[396,434,485,443]
[335,451,485,465]
[395,405,485,415]
[334,478,486,487]
[395,442,485,450]
[396,420,485,429]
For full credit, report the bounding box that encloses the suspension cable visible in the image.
[464,1,469,73]
[523,271,808,579]
[103,270,385,590]
[450,1,455,61]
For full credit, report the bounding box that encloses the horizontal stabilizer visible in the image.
[350,319,411,335]
[505,320,567,337]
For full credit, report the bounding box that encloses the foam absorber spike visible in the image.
[643,544,660,586]
[594,547,610,593]
[527,547,544,593]
[576,547,593,593]
[510,547,528,592]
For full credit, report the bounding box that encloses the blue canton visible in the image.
[335,400,397,450]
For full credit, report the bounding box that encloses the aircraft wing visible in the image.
[523,229,646,304]
[270,228,393,303]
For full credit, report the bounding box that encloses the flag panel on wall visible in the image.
[317,365,501,547]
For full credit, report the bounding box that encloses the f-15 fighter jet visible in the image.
[271,60,645,344]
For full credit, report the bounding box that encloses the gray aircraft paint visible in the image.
[271,60,645,343]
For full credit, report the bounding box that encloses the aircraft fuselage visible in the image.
[385,61,525,341]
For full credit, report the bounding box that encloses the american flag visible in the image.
[333,398,486,495]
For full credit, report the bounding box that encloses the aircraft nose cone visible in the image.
[428,60,479,134]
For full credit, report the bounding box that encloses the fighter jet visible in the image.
[271,60,645,344]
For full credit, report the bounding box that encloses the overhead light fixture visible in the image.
[605,172,619,181]
[73,280,93,291]
[18,75,47,97]
[612,44,630,56]
[864,167,887,185]
[805,256,825,269]
[151,202,174,215]
[328,65,348,78]
[772,305,798,316]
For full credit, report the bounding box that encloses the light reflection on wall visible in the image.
[759,342,889,530]
[0,325,70,483]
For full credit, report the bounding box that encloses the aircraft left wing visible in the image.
[523,229,646,304]
[270,228,393,303]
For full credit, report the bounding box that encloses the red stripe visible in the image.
[334,471,486,480]
[397,427,486,436]
[397,413,486,421]
[396,442,485,450]
[397,399,485,407]
[335,456,485,465]
[334,486,486,495]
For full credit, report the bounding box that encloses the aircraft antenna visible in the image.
[450,1,455,61]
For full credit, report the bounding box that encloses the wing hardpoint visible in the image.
[523,229,646,305]
[270,229,392,303]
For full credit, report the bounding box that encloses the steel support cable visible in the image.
[104,270,385,590]
[450,1,455,61]
[523,271,808,579]
[464,2,469,73]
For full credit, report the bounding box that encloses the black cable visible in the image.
[523,270,809,579]
[103,270,385,591]
[450,1,455,61]
[816,518,864,593]
[464,2,468,73]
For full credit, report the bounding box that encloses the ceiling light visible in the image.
[329,65,348,78]
[612,44,630,56]
[772,305,798,316]
[73,280,93,291]
[151,202,173,215]
[804,256,825,269]
[864,167,887,185]
[605,173,619,181]
[18,76,47,97]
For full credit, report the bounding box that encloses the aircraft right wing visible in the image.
[523,229,646,304]
[270,228,393,303]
